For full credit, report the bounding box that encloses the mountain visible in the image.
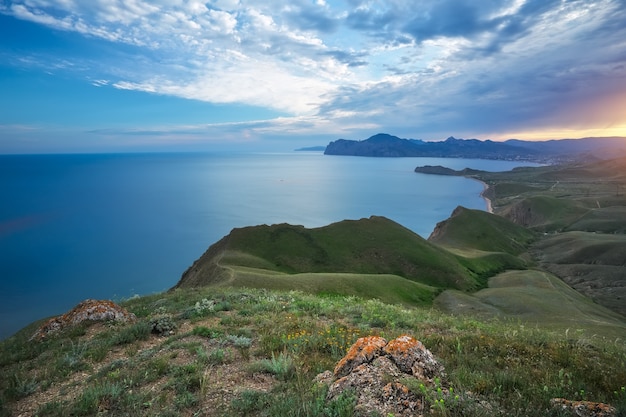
[505,136,626,159]
[322,133,426,157]
[324,133,626,162]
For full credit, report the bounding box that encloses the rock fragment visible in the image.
[30,299,136,340]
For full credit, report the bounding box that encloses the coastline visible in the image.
[473,178,493,214]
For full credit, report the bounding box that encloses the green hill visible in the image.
[175,216,485,294]
[435,270,626,339]
[428,206,536,255]
[531,231,626,316]
[499,196,590,232]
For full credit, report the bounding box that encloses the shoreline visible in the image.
[472,178,493,214]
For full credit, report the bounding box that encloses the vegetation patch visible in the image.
[1,287,624,416]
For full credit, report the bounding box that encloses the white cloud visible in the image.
[3,0,626,143]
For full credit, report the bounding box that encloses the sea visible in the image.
[0,151,539,339]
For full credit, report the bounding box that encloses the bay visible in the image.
[0,152,537,339]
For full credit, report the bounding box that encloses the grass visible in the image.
[428,206,537,255]
[176,216,484,291]
[532,231,626,266]
[1,287,624,416]
[436,269,626,338]
[222,268,439,306]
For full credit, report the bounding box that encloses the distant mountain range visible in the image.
[323,133,626,162]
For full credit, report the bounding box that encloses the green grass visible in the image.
[532,231,626,266]
[565,206,626,233]
[428,206,536,255]
[435,270,626,339]
[500,196,590,232]
[1,287,624,417]
[177,216,484,291]
[221,268,439,306]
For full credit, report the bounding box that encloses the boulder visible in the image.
[321,334,447,417]
[30,299,136,340]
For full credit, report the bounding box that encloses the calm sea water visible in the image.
[0,152,537,339]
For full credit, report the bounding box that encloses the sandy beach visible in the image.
[475,179,493,213]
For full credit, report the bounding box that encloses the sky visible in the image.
[1,0,626,153]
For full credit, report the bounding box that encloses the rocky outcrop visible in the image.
[551,398,617,417]
[319,335,447,417]
[30,299,136,340]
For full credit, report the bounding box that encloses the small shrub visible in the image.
[5,374,38,400]
[150,315,177,336]
[183,298,215,319]
[208,348,229,365]
[231,390,268,415]
[320,388,357,417]
[86,342,110,362]
[111,321,151,345]
[34,400,65,417]
[228,334,252,359]
[215,300,232,312]
[227,335,253,349]
[192,326,222,339]
[71,382,123,416]
[175,391,198,410]
[253,352,295,380]
[148,357,170,377]
[60,341,88,370]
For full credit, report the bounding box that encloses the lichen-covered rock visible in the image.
[333,336,388,378]
[384,334,446,384]
[329,357,423,416]
[30,299,136,340]
[551,398,617,417]
[322,335,446,416]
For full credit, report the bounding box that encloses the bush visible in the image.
[191,326,222,339]
[111,321,151,345]
[150,315,177,336]
[252,352,295,381]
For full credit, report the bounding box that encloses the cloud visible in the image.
[2,0,626,147]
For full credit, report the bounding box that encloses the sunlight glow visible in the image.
[491,124,626,141]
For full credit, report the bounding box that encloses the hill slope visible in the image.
[435,270,626,338]
[454,155,626,317]
[175,216,484,294]
[428,206,536,255]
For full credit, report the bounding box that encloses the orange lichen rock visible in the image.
[30,299,136,340]
[323,335,446,416]
[551,398,617,417]
[384,334,446,384]
[333,336,388,378]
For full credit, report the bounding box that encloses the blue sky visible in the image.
[1,0,626,153]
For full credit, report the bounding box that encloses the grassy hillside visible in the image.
[530,231,626,316]
[435,270,626,339]
[499,196,590,232]
[209,267,439,306]
[471,156,626,231]
[177,216,486,292]
[564,206,626,233]
[470,155,626,317]
[1,287,625,417]
[428,206,536,255]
